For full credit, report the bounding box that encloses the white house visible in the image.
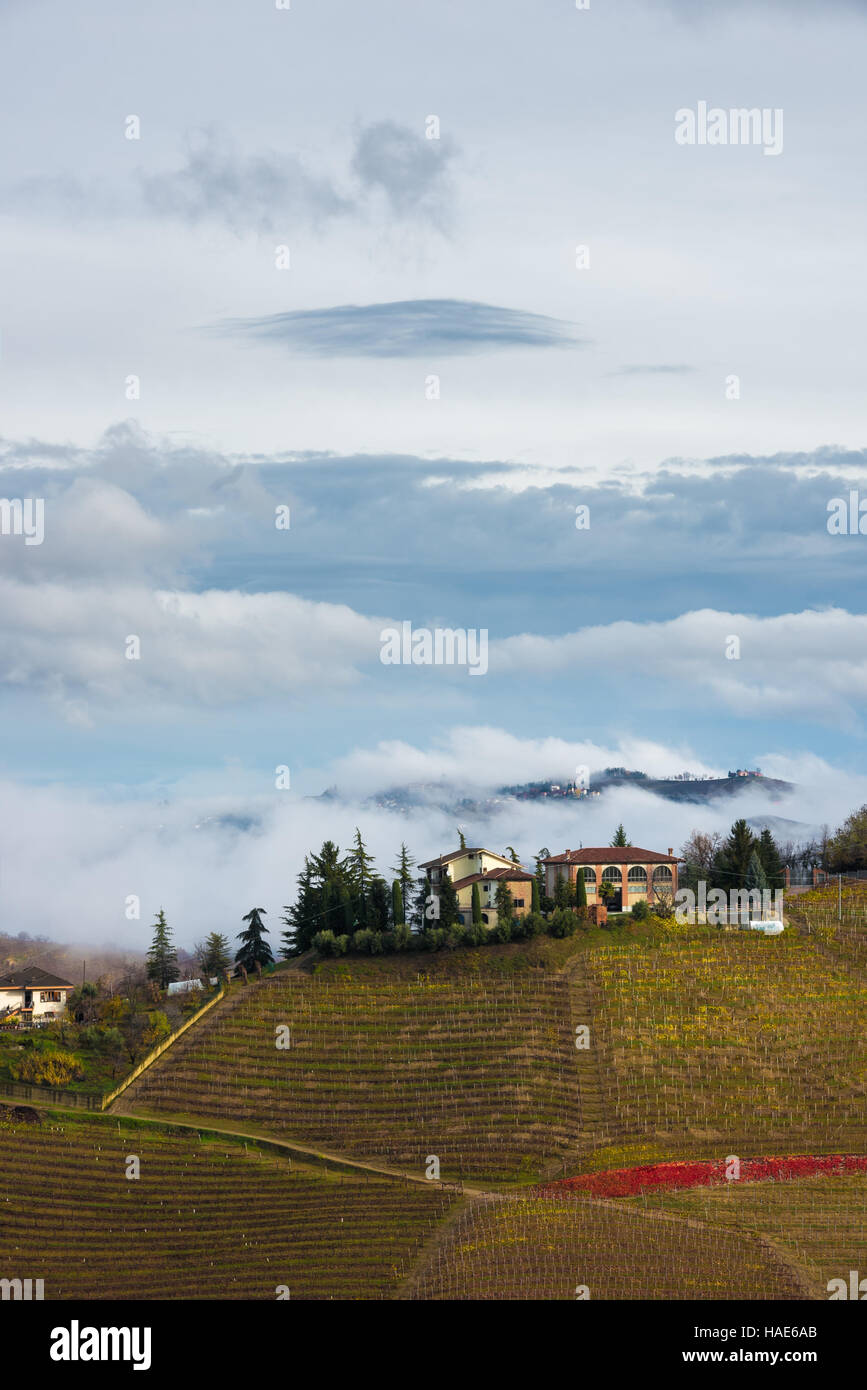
[0,966,74,1025]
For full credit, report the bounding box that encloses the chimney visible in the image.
[667,848,673,857]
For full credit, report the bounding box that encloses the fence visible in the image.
[0,984,227,1115]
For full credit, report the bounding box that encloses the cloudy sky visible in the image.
[1,0,866,944]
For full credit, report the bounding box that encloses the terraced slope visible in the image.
[0,1109,457,1299]
[122,972,581,1182]
[405,1194,809,1300]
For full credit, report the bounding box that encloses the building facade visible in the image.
[418,848,535,928]
[0,966,75,1026]
[542,847,678,912]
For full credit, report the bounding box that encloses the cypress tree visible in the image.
[472,882,483,924]
[575,867,588,912]
[390,843,416,918]
[391,879,404,926]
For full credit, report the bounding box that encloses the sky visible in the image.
[1,0,866,946]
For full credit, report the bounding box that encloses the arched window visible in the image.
[652,865,673,884]
[601,866,622,883]
[582,867,597,884]
[627,866,647,889]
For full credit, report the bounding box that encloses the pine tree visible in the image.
[714,819,756,889]
[391,880,404,926]
[472,882,483,924]
[390,843,416,918]
[236,908,274,971]
[531,877,541,913]
[146,909,179,989]
[437,874,461,930]
[494,880,514,926]
[554,873,575,909]
[756,827,785,890]
[199,932,231,976]
[534,849,549,907]
[504,845,520,863]
[344,828,376,926]
[457,827,467,850]
[611,824,629,847]
[746,850,769,894]
[367,877,390,932]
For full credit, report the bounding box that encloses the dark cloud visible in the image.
[138,128,351,234]
[350,119,457,218]
[215,298,585,358]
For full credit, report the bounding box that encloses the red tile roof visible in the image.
[542,848,678,865]
[451,867,534,890]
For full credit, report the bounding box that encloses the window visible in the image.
[652,866,674,884]
[40,991,62,1003]
[601,866,622,883]
[582,867,597,883]
[514,898,525,908]
[627,866,647,883]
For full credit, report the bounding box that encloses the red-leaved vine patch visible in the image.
[538,1154,867,1200]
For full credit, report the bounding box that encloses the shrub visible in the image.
[11,1049,84,1087]
[522,911,547,939]
[547,907,577,939]
[351,929,380,955]
[392,924,412,951]
[312,929,339,958]
[445,923,465,950]
[463,920,487,946]
[421,928,447,952]
[630,899,651,921]
[492,917,512,944]
[334,934,351,956]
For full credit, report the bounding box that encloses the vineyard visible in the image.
[631,1172,867,1299]
[404,1193,809,1300]
[589,932,867,1157]
[0,1107,457,1299]
[120,970,582,1182]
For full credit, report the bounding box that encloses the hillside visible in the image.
[116,923,867,1183]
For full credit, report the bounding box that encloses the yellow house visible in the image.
[419,848,535,928]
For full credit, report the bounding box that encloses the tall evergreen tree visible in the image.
[611,824,630,847]
[344,827,376,925]
[436,874,461,930]
[756,827,785,890]
[390,843,416,919]
[146,909,179,989]
[531,877,541,913]
[199,932,231,976]
[391,879,404,927]
[494,881,514,927]
[457,827,467,850]
[575,867,588,911]
[714,819,756,889]
[746,850,769,894]
[472,882,483,924]
[534,849,549,907]
[236,908,274,971]
[367,877,390,932]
